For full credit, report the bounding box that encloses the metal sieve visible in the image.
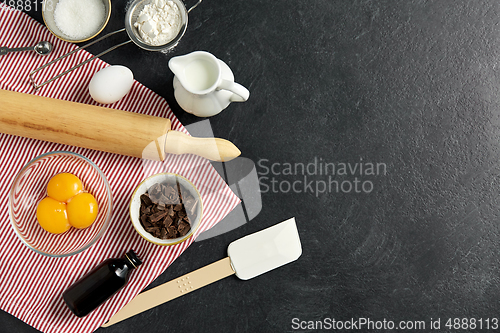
[30,0,202,90]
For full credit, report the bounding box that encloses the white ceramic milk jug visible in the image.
[169,51,250,117]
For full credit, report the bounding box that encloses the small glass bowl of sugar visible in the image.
[42,0,111,43]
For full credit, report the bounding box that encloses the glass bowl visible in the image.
[42,0,111,43]
[130,173,203,246]
[9,151,113,257]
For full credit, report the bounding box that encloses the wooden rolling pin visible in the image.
[0,89,240,162]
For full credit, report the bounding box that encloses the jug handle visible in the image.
[218,79,250,102]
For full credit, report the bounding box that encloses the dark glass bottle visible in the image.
[63,250,142,317]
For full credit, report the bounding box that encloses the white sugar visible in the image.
[54,0,106,40]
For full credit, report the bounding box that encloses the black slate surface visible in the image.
[2,0,500,332]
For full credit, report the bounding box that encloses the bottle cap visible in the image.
[125,250,142,269]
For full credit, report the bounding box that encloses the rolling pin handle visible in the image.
[164,130,241,162]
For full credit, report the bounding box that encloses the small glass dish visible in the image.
[129,173,203,246]
[8,151,113,257]
[42,0,112,43]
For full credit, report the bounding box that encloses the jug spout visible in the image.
[168,53,193,78]
[168,51,222,95]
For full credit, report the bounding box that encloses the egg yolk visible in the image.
[67,193,99,229]
[36,197,71,234]
[47,173,83,202]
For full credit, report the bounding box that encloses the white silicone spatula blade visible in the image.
[227,217,302,280]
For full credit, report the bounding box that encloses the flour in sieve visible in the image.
[134,0,182,46]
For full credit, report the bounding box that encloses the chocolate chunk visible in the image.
[140,193,153,207]
[168,205,175,217]
[162,183,180,204]
[182,194,197,216]
[138,180,199,240]
[167,226,178,238]
[163,215,173,228]
[183,196,194,207]
[178,221,191,236]
[149,183,161,199]
[149,210,168,223]
[148,226,160,237]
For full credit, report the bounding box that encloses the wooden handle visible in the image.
[165,131,241,162]
[0,89,171,160]
[102,257,235,327]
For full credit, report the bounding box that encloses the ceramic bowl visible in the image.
[42,0,111,43]
[130,173,202,246]
[9,151,113,257]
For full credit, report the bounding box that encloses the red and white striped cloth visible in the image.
[0,6,240,333]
